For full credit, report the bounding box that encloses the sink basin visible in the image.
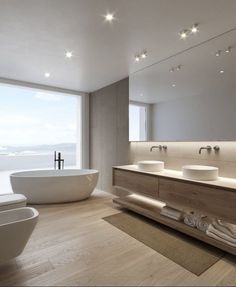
[137,160,164,172]
[182,165,219,181]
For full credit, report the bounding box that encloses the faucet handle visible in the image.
[162,145,167,150]
[213,145,220,152]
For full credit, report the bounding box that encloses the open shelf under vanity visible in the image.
[112,166,236,256]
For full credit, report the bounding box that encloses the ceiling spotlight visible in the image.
[169,68,174,73]
[65,51,73,58]
[191,24,198,34]
[215,50,221,57]
[135,56,140,62]
[44,72,50,78]
[180,30,188,39]
[172,84,176,87]
[105,13,114,22]
[225,46,231,53]
[141,51,147,59]
[220,70,224,74]
[176,65,181,71]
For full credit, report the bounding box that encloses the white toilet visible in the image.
[0,207,39,263]
[0,194,27,212]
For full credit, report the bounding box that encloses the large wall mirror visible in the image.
[129,29,236,141]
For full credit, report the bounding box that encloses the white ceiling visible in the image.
[0,0,236,92]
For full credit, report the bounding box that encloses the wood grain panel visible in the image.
[159,178,236,223]
[113,196,236,256]
[113,169,158,198]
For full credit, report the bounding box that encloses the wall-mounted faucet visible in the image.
[199,145,212,154]
[198,145,212,154]
[150,145,162,152]
[54,151,64,170]
[198,145,220,154]
[150,145,168,152]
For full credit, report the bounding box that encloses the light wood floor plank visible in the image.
[0,190,235,286]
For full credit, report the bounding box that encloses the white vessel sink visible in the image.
[137,160,164,172]
[182,165,219,181]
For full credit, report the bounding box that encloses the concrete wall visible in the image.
[90,78,129,192]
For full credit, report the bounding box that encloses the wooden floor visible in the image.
[0,190,236,286]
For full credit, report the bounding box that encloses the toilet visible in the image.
[0,207,39,263]
[0,194,27,212]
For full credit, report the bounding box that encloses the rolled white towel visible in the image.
[160,206,183,221]
[212,219,236,239]
[196,215,211,233]
[183,211,198,228]
[206,225,236,248]
[207,224,236,245]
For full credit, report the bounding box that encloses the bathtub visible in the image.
[0,207,38,263]
[10,169,99,204]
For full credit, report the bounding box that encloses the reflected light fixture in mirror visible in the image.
[65,51,73,58]
[129,28,236,141]
[104,12,115,22]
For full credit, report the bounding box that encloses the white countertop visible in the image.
[113,165,236,191]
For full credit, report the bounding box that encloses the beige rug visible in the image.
[103,211,224,275]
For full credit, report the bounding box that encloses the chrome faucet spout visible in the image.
[199,145,212,154]
[150,145,162,152]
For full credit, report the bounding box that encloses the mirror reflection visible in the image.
[129,29,236,141]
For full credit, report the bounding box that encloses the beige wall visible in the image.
[130,141,236,179]
[90,78,129,192]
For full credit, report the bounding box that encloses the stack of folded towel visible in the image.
[206,219,236,247]
[160,206,183,221]
[196,215,211,232]
[183,211,198,228]
[183,211,211,232]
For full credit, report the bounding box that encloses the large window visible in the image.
[0,84,81,171]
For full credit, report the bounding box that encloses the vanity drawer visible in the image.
[113,169,158,199]
[159,178,236,222]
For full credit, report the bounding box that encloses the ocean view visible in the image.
[0,143,77,170]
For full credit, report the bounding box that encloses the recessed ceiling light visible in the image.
[65,51,73,58]
[172,84,176,87]
[225,46,231,53]
[180,30,188,39]
[215,50,221,57]
[191,24,198,34]
[176,65,181,71]
[105,13,115,22]
[44,72,50,78]
[220,70,224,74]
[135,56,140,62]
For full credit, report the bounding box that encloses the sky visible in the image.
[0,84,78,146]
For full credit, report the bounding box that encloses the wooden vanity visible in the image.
[112,165,236,255]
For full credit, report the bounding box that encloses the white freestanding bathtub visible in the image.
[10,169,99,204]
[0,207,38,263]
